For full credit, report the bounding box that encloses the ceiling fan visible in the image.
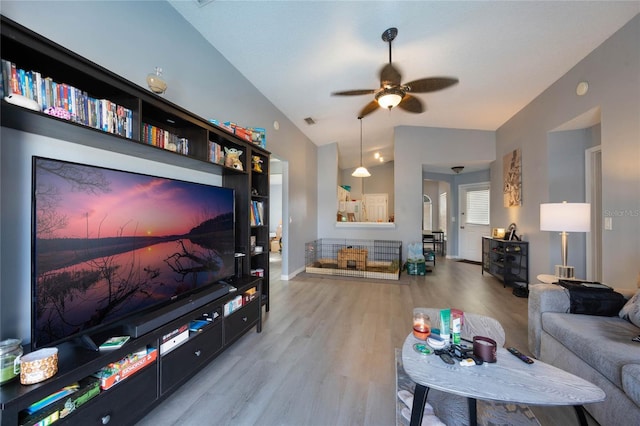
[332,27,459,117]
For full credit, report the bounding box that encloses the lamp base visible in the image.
[555,265,575,280]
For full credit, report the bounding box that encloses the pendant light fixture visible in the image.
[352,117,371,178]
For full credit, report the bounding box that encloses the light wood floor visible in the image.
[136,255,597,426]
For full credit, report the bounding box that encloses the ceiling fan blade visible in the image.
[332,89,376,96]
[359,100,380,118]
[397,94,424,114]
[403,77,459,93]
[379,63,402,87]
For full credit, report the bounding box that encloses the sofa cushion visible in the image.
[542,312,640,388]
[622,364,640,407]
[619,289,640,328]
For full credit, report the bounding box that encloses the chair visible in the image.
[432,231,446,256]
[422,232,437,266]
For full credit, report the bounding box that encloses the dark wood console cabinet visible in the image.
[0,277,261,425]
[0,16,269,426]
[482,236,529,287]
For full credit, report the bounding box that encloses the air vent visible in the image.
[304,117,316,125]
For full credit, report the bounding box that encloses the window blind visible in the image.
[466,189,490,225]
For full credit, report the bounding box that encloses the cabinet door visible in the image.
[224,299,259,345]
[161,322,223,394]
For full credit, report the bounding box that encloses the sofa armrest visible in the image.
[528,283,570,358]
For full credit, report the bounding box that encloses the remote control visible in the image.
[507,347,534,364]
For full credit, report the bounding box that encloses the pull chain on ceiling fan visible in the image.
[332,27,459,117]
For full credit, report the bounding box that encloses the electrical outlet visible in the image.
[604,217,613,230]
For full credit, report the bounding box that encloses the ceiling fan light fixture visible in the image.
[375,88,404,109]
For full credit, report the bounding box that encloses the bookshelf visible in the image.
[0,15,269,425]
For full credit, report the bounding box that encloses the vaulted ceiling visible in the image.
[169,1,639,172]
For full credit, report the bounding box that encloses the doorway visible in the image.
[269,156,288,278]
[363,193,388,222]
[423,195,433,230]
[585,146,602,281]
[458,182,490,262]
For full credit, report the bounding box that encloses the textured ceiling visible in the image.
[169,1,639,173]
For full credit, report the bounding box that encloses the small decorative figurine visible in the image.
[252,155,263,173]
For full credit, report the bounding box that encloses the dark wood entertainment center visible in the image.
[0,16,270,425]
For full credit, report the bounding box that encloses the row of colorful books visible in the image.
[1,59,134,138]
[250,200,265,227]
[142,123,189,155]
[224,286,258,317]
[208,141,225,165]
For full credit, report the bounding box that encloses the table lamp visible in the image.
[540,202,590,279]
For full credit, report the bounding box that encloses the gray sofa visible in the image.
[528,283,640,426]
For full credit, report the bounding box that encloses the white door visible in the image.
[458,183,490,262]
[363,193,388,222]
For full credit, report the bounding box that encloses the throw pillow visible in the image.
[619,290,640,328]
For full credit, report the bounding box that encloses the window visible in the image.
[439,192,447,234]
[466,189,490,225]
[423,195,432,230]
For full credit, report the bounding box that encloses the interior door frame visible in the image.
[585,145,602,281]
[457,182,491,262]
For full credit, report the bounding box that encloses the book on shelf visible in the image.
[160,323,189,355]
[189,319,209,332]
[224,295,244,317]
[19,377,100,426]
[142,122,189,155]
[92,347,158,390]
[98,335,130,350]
[208,141,225,165]
[250,200,264,226]
[1,59,133,138]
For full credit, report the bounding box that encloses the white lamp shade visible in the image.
[377,92,402,109]
[540,203,590,232]
[352,166,371,178]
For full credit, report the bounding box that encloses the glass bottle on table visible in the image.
[413,308,431,340]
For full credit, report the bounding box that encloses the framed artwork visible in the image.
[503,148,522,207]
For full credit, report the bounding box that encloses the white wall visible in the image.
[545,127,600,278]
[493,15,639,289]
[0,1,318,340]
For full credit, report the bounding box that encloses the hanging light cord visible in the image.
[359,117,363,166]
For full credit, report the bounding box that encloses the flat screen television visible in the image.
[31,156,235,348]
